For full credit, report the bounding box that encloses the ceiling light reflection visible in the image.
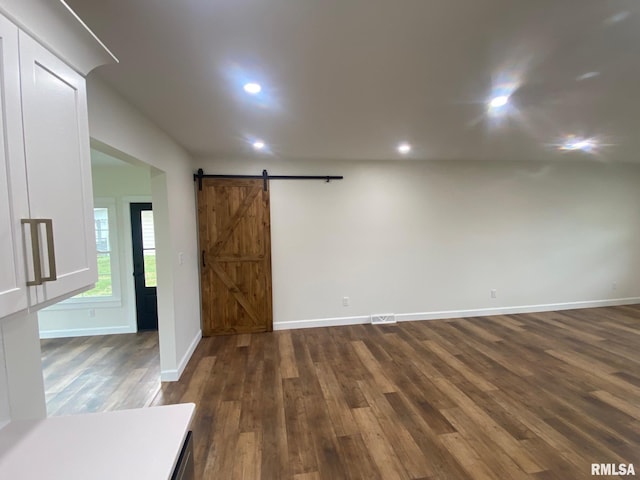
[558,135,599,153]
[486,73,521,122]
[576,72,600,81]
[605,11,630,25]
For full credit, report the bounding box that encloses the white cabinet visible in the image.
[19,32,97,305]
[0,8,108,319]
[0,15,29,319]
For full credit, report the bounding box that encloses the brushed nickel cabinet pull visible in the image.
[21,219,43,286]
[40,219,57,282]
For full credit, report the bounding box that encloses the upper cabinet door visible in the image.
[0,16,29,318]
[19,32,97,304]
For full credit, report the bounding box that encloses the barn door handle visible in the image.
[201,250,206,267]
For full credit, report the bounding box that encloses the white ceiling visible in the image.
[67,0,640,162]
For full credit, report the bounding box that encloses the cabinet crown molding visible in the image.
[0,0,117,75]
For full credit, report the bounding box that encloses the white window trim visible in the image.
[50,198,122,309]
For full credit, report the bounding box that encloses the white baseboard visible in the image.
[273,297,640,331]
[396,297,640,322]
[274,315,370,331]
[160,329,202,382]
[39,325,136,339]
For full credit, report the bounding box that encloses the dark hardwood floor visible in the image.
[40,331,160,416]
[39,307,640,478]
[152,305,640,480]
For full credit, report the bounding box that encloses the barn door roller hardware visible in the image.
[193,168,344,191]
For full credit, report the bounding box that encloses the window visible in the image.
[62,198,121,305]
[76,207,113,297]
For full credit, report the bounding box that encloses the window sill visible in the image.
[45,297,123,311]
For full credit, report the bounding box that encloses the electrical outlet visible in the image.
[88,309,96,318]
[612,282,618,291]
[342,297,350,307]
[178,252,184,265]
[491,289,497,299]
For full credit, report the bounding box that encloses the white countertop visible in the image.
[0,403,195,480]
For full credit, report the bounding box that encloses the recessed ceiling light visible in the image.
[252,140,265,150]
[243,82,262,95]
[397,143,412,154]
[489,95,510,109]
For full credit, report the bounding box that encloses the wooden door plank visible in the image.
[211,262,260,326]
[211,184,261,256]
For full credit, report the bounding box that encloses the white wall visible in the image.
[196,157,640,328]
[38,161,152,338]
[87,77,201,380]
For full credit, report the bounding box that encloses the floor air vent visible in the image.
[371,313,396,325]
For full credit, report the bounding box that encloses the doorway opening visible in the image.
[38,147,165,415]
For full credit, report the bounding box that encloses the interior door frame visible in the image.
[130,202,158,331]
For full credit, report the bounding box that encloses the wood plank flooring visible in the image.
[152,305,640,480]
[40,332,160,416]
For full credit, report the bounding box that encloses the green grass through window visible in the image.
[77,253,112,297]
[143,250,157,287]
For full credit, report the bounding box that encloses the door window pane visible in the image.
[143,250,157,287]
[140,210,156,287]
[141,210,155,249]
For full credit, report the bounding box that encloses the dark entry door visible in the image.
[130,203,158,331]
[197,179,273,335]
